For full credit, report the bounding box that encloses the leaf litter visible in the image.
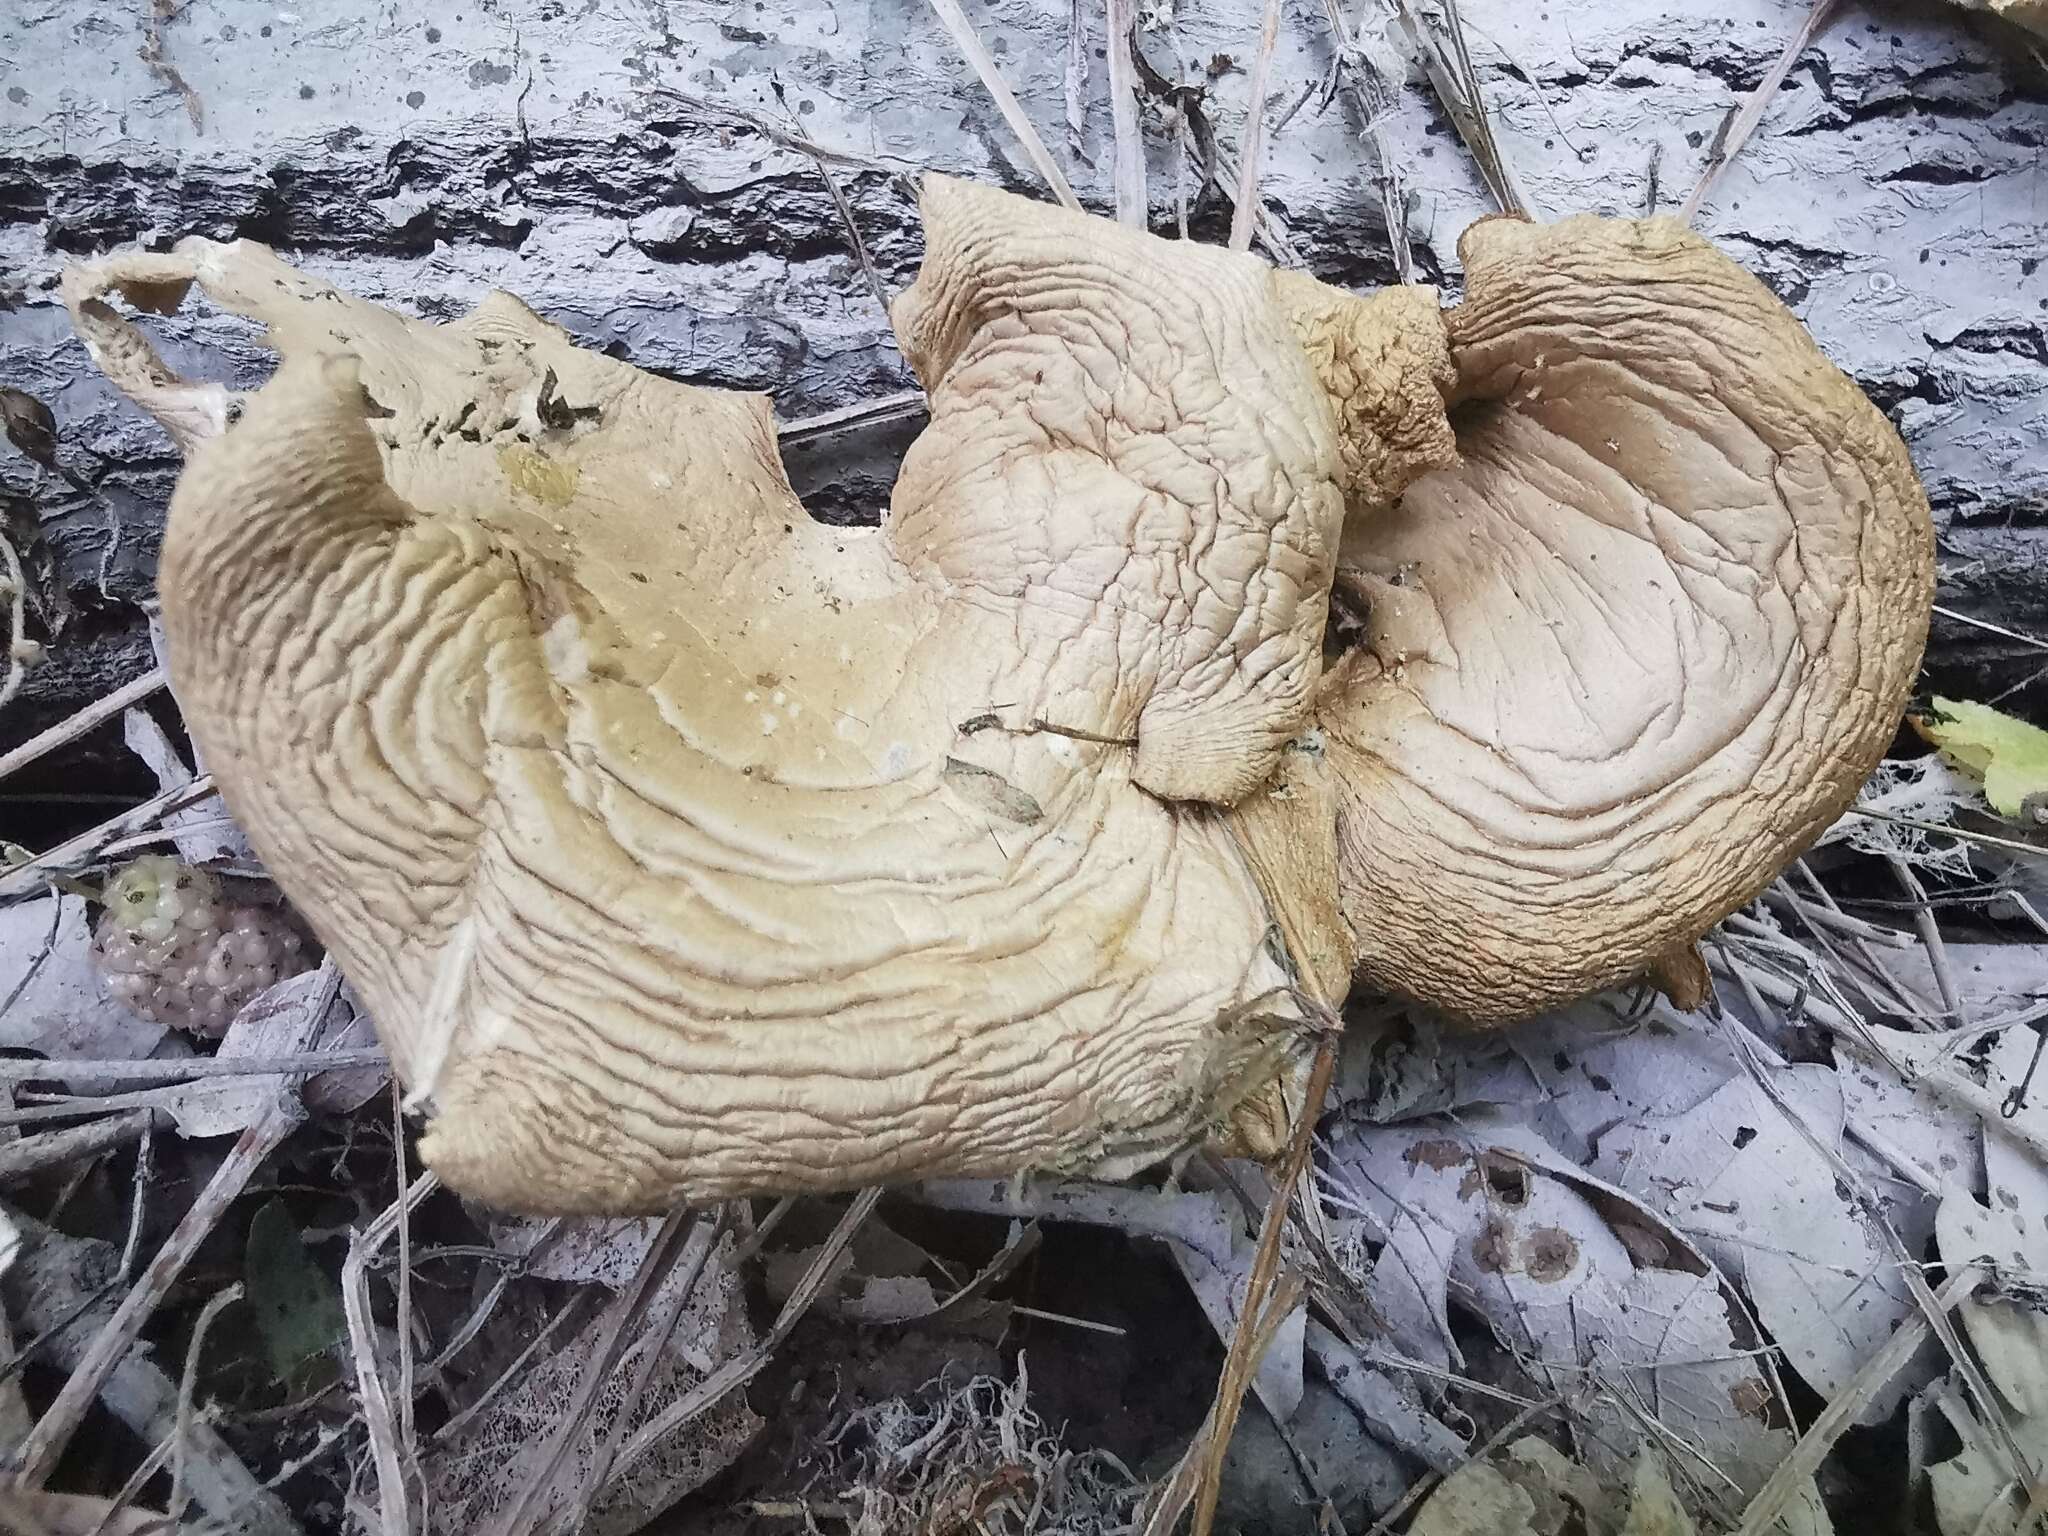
[0,5,2045,1521]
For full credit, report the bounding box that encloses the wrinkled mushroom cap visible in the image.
[62,179,1468,1211]
[1315,214,1934,1019]
[61,184,1933,1211]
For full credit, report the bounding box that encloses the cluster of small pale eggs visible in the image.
[92,854,307,1038]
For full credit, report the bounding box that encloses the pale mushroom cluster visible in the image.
[65,180,1933,1213]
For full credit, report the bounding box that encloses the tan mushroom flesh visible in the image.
[62,183,1931,1211]
[1313,215,1934,1020]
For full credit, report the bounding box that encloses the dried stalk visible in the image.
[0,668,166,784]
[1736,1264,1981,1536]
[0,1050,388,1085]
[1680,0,1841,223]
[1228,0,1285,252]
[342,1173,441,1536]
[1190,1034,1338,1536]
[0,1201,301,1536]
[1318,0,1413,282]
[0,1110,152,1183]
[492,1205,702,1536]
[922,0,1082,210]
[563,1208,733,1533]
[12,1104,299,1482]
[604,1188,884,1489]
[1106,0,1147,225]
[0,776,216,902]
[1390,0,1530,217]
[167,1283,242,1522]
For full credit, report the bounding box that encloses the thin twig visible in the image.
[1846,808,2047,860]
[0,777,216,902]
[565,1208,733,1533]
[168,1284,242,1523]
[776,390,927,447]
[1934,604,2048,654]
[492,1206,701,1536]
[1390,0,1529,217]
[605,1189,884,1489]
[1191,1034,1338,1536]
[0,1050,388,1085]
[10,1100,301,1483]
[1106,0,1147,225]
[1318,0,1413,282]
[1228,0,1285,252]
[0,1111,152,1183]
[390,1084,418,1488]
[430,1290,600,1448]
[1889,854,1963,1020]
[1064,0,1090,163]
[921,0,1082,210]
[1680,0,1841,224]
[0,668,167,785]
[1735,1264,1980,1536]
[342,1173,440,1536]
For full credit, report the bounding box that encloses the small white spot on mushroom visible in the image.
[882,741,912,778]
[649,470,673,489]
[1043,736,1081,766]
[761,713,779,735]
[540,614,590,684]
[835,714,863,741]
[772,691,787,706]
[743,690,758,703]
[839,644,853,665]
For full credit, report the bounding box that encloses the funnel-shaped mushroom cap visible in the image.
[62,179,1461,1213]
[1318,215,1934,1020]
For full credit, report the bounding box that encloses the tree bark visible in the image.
[1,0,2043,789]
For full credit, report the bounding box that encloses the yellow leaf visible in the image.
[1916,698,2048,821]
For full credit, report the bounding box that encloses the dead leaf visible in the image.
[0,895,168,1061]
[1593,1067,1924,1423]
[159,966,336,1136]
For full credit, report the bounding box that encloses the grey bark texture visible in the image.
[1,0,2044,775]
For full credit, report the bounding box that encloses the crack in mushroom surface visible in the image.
[64,180,1932,1213]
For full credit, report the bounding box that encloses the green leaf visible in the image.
[1918,698,2048,822]
[244,1198,344,1394]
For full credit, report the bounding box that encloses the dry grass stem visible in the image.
[1106,0,1147,225]
[0,667,166,784]
[342,1173,440,1536]
[1319,0,1413,282]
[492,1205,701,1536]
[1391,0,1530,217]
[564,1208,734,1532]
[1680,0,1841,223]
[1736,1264,1980,1536]
[0,776,217,901]
[1228,0,1284,252]
[13,1112,293,1484]
[921,0,1082,210]
[0,1111,151,1184]
[605,1188,884,1492]
[1188,1033,1338,1536]
[1931,604,2048,653]
[168,1283,242,1522]
[777,390,927,446]
[0,1051,388,1086]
